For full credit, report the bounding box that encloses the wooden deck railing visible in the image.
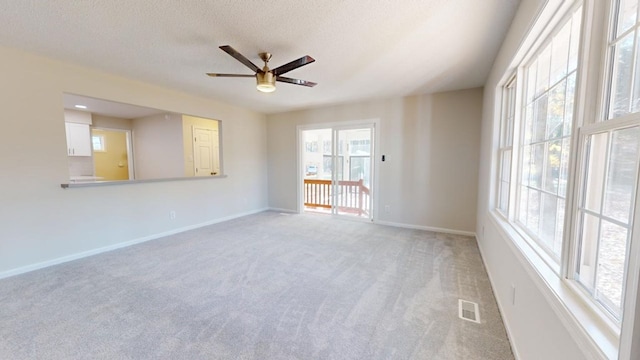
[304,179,370,216]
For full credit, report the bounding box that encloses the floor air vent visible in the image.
[458,299,481,323]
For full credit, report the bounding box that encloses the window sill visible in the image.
[489,211,619,360]
[61,174,228,188]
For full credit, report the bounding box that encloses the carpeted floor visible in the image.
[0,211,513,359]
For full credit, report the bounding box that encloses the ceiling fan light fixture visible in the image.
[256,72,276,93]
[208,46,316,91]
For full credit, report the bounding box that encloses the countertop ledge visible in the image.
[61,174,228,188]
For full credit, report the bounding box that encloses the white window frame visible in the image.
[496,75,517,217]
[570,118,640,322]
[511,2,584,271]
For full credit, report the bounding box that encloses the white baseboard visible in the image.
[0,208,269,280]
[374,220,476,237]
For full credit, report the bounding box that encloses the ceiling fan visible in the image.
[206,45,317,93]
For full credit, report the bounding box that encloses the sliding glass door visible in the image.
[301,123,374,220]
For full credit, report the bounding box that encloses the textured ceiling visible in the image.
[0,0,520,114]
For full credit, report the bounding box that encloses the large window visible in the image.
[573,0,640,321]
[576,126,639,319]
[516,7,582,261]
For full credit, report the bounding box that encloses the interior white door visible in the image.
[192,127,218,176]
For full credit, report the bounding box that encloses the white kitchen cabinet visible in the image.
[65,122,92,156]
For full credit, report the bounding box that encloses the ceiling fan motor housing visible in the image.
[256,71,276,92]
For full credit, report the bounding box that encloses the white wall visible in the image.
[476,0,590,358]
[0,45,268,275]
[267,88,483,233]
[132,113,183,179]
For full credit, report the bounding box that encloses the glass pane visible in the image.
[506,113,514,147]
[558,137,571,198]
[568,9,582,72]
[564,72,576,136]
[544,140,562,193]
[323,155,331,174]
[540,193,558,252]
[502,149,512,182]
[350,156,370,187]
[547,80,566,139]
[536,48,551,97]
[527,60,538,103]
[521,145,532,186]
[524,103,534,144]
[535,95,549,142]
[617,0,639,37]
[508,84,516,134]
[502,83,516,147]
[335,128,371,218]
[633,30,640,112]
[595,220,628,318]
[530,143,545,189]
[584,133,609,212]
[527,189,541,233]
[555,200,566,256]
[550,21,571,85]
[519,186,529,224]
[506,104,515,147]
[610,33,635,119]
[577,213,601,292]
[499,181,509,213]
[603,126,640,222]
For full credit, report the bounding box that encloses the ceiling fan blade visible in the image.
[276,76,317,87]
[271,55,315,76]
[206,73,255,78]
[219,45,261,73]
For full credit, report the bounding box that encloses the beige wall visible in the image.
[267,88,483,233]
[0,45,268,275]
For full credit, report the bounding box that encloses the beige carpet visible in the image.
[0,211,513,359]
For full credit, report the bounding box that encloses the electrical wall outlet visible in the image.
[170,211,176,220]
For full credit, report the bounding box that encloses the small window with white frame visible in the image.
[92,134,105,152]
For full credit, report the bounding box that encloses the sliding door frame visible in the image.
[296,118,380,222]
